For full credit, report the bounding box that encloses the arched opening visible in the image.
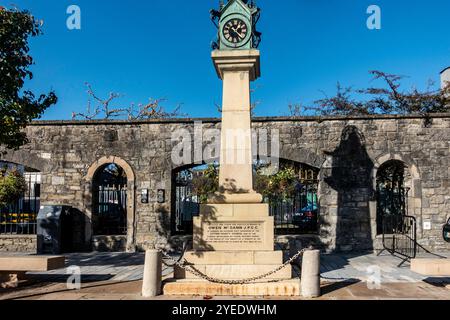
[171,159,320,236]
[171,163,210,235]
[376,160,409,235]
[92,163,128,237]
[259,160,320,235]
[85,156,135,252]
[0,161,41,235]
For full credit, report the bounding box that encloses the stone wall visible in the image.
[1,114,450,253]
[0,235,37,253]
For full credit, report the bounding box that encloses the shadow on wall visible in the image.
[155,201,219,257]
[324,125,375,253]
[70,208,92,252]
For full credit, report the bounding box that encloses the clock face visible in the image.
[222,18,249,45]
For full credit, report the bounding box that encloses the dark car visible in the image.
[292,203,319,232]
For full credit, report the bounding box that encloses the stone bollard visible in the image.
[301,250,321,298]
[142,249,162,298]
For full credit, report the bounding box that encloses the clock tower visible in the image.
[165,1,296,296]
[209,0,263,203]
[211,0,261,50]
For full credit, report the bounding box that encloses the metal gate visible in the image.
[381,214,417,265]
[173,169,199,234]
[376,161,417,265]
[93,185,127,235]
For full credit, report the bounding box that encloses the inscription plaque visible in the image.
[205,222,263,244]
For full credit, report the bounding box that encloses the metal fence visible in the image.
[174,180,199,234]
[93,185,127,236]
[268,181,319,234]
[173,177,320,235]
[0,182,40,235]
[381,214,417,266]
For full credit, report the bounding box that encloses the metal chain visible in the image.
[160,248,307,285]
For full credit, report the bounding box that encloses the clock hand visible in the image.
[231,26,245,39]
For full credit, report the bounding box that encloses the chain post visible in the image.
[160,248,308,285]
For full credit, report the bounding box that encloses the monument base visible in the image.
[163,279,300,297]
[174,263,292,281]
[175,202,294,295]
[174,250,292,281]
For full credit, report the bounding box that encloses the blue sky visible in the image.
[3,0,450,120]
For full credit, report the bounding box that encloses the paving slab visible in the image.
[1,251,449,300]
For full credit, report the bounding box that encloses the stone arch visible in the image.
[84,156,136,252]
[372,153,421,197]
[85,156,135,182]
[370,153,422,239]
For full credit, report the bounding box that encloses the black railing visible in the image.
[93,185,127,236]
[173,180,319,235]
[381,214,417,266]
[174,183,199,234]
[268,181,319,234]
[0,183,40,235]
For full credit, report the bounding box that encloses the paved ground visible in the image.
[0,251,449,300]
[1,279,449,300]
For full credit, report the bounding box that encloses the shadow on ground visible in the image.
[320,279,361,295]
[423,277,450,288]
[63,252,144,267]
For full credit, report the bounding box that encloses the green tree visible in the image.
[255,166,298,200]
[192,165,219,204]
[0,7,57,150]
[0,168,27,207]
[192,164,300,203]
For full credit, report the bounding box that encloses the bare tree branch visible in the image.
[72,84,187,120]
[288,70,450,117]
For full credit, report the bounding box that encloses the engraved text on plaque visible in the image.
[205,222,263,244]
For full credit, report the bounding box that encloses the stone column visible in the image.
[172,50,292,286]
[301,250,321,298]
[142,249,162,297]
[210,49,263,205]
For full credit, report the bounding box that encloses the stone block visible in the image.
[200,204,234,217]
[51,176,65,185]
[411,259,450,276]
[175,264,292,281]
[182,251,283,265]
[199,203,269,218]
[163,279,300,296]
[0,255,65,272]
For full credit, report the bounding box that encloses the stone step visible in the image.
[174,264,292,281]
[163,279,300,296]
[411,259,450,276]
[0,255,65,272]
[200,203,269,218]
[183,250,283,265]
